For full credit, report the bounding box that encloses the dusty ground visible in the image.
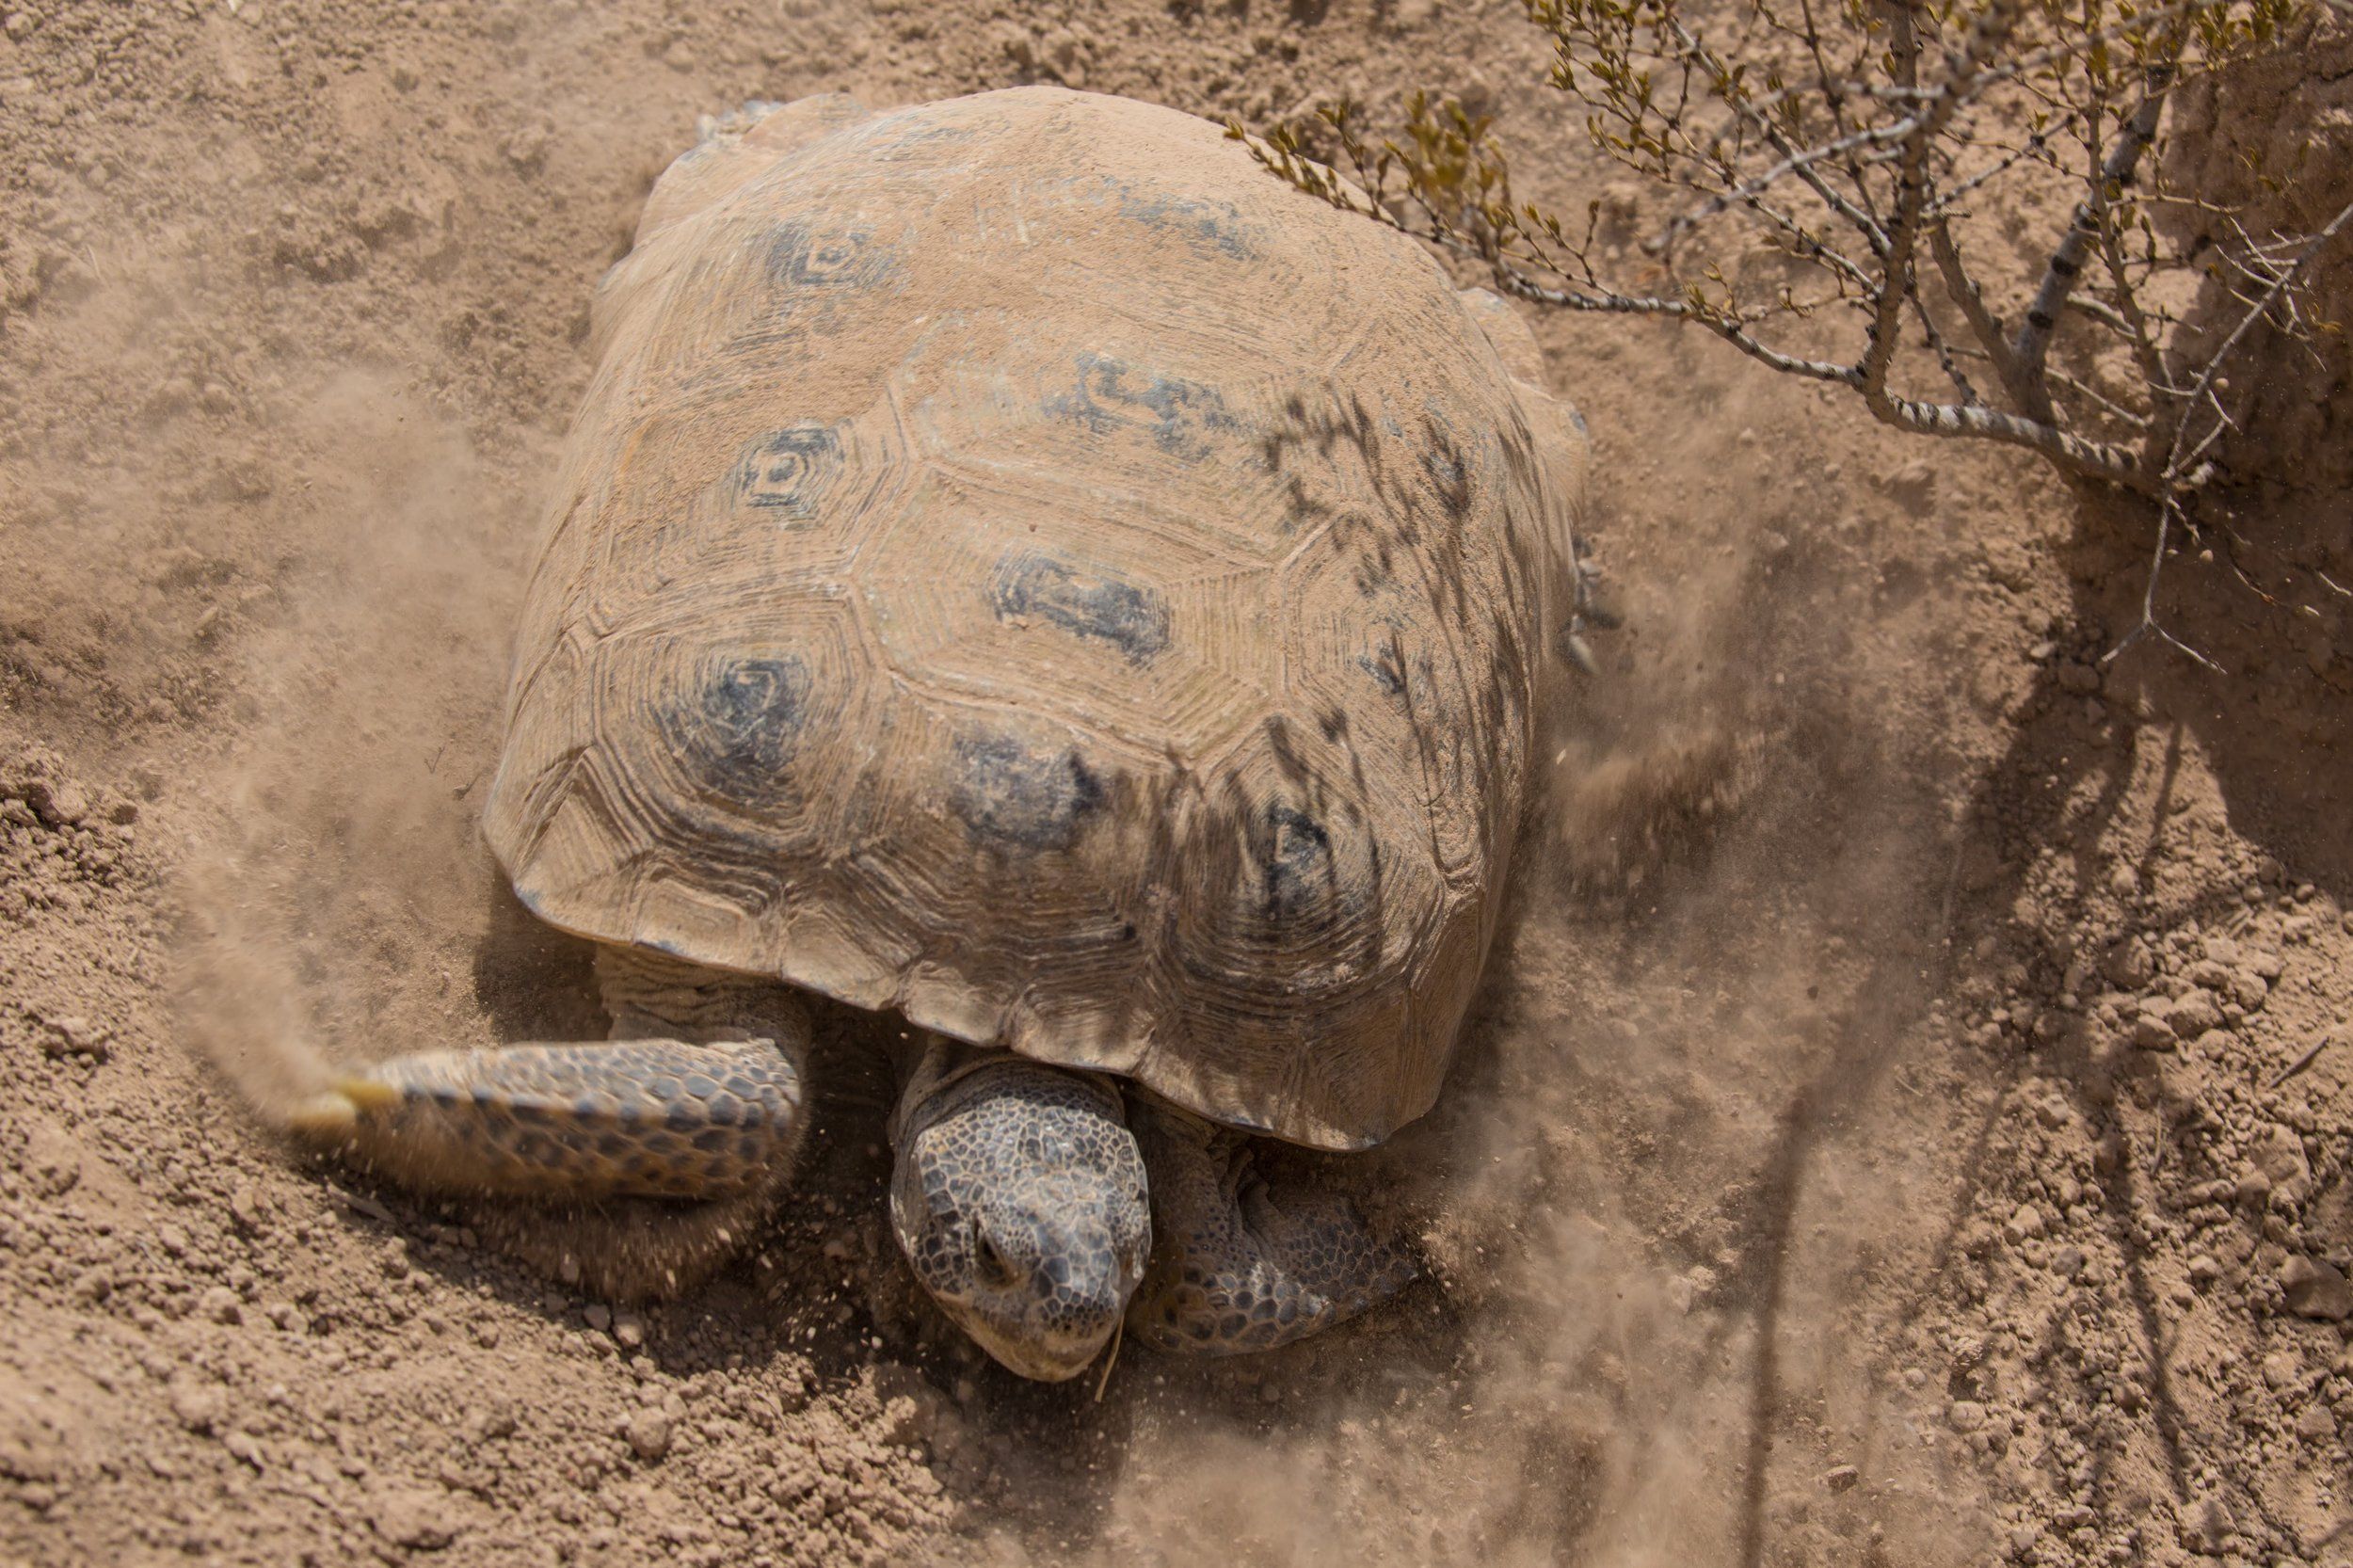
[2,1,2349,1564]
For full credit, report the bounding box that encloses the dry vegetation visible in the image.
[1244,0,2351,663]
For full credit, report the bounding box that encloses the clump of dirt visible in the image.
[3,3,2348,1566]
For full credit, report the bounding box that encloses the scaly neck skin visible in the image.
[883,1033,996,1149]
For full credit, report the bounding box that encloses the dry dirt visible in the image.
[2,2,2349,1565]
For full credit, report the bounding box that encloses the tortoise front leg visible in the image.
[1125,1101,1417,1354]
[289,1033,805,1200]
[287,946,810,1298]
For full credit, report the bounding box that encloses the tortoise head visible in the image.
[888,1054,1149,1382]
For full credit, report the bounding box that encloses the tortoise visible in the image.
[291,86,1589,1383]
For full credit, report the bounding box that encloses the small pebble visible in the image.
[168,1376,228,1435]
[2281,1256,2352,1320]
[2162,990,2224,1038]
[627,1408,673,1462]
[369,1486,457,1549]
[2181,1495,2233,1554]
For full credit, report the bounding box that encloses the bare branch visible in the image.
[1929,216,2025,392]
[1859,0,2025,403]
[2010,68,2177,419]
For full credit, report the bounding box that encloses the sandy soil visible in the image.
[2,2,2349,1564]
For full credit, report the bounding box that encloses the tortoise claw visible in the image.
[286,1076,400,1137]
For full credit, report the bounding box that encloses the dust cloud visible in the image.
[177,369,536,1125]
[1031,387,1992,1566]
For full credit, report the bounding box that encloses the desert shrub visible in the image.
[1239,0,2349,662]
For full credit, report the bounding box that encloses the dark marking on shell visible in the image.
[734,424,844,521]
[1113,189,1260,259]
[1044,352,1243,461]
[950,733,1106,853]
[991,552,1170,664]
[662,655,813,804]
[764,220,897,292]
[1260,804,1332,927]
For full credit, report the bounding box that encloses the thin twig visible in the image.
[2160,195,2353,490]
[2012,65,2178,420]
[2269,1035,2337,1090]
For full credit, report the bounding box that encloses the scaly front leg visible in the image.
[1126,1100,1417,1354]
[288,946,810,1299]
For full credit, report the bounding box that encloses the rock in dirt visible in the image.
[2163,990,2225,1038]
[228,1184,267,1233]
[626,1408,672,1462]
[2104,938,2156,987]
[2133,1007,2178,1050]
[369,1486,458,1550]
[2056,661,2102,695]
[2280,1257,2352,1320]
[166,1375,227,1435]
[22,1119,83,1197]
[1882,457,1937,508]
[2250,1125,2312,1197]
[38,1015,110,1060]
[457,1402,517,1447]
[22,778,89,826]
[2181,1495,2234,1555]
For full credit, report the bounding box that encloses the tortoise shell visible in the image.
[483,87,1587,1150]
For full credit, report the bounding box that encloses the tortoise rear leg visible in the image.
[1125,1102,1416,1355]
[291,946,809,1299]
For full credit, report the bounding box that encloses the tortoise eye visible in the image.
[972,1228,1017,1288]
